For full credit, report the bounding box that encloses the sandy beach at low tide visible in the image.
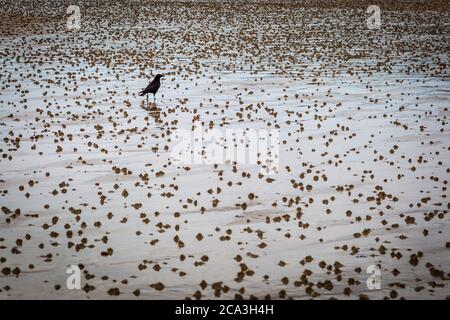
[0,0,449,299]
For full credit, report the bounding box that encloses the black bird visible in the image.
[139,74,164,103]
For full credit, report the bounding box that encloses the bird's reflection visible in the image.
[145,103,162,123]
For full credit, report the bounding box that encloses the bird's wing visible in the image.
[142,82,158,94]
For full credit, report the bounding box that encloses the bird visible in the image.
[139,74,164,104]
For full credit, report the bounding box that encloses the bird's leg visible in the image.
[146,94,148,104]
[153,93,156,103]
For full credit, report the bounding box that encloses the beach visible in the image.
[0,0,449,299]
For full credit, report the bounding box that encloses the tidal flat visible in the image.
[0,0,449,299]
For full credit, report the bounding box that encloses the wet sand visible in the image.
[0,0,449,299]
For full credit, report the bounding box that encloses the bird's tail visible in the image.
[138,91,145,96]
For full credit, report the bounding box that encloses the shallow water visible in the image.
[0,1,449,299]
